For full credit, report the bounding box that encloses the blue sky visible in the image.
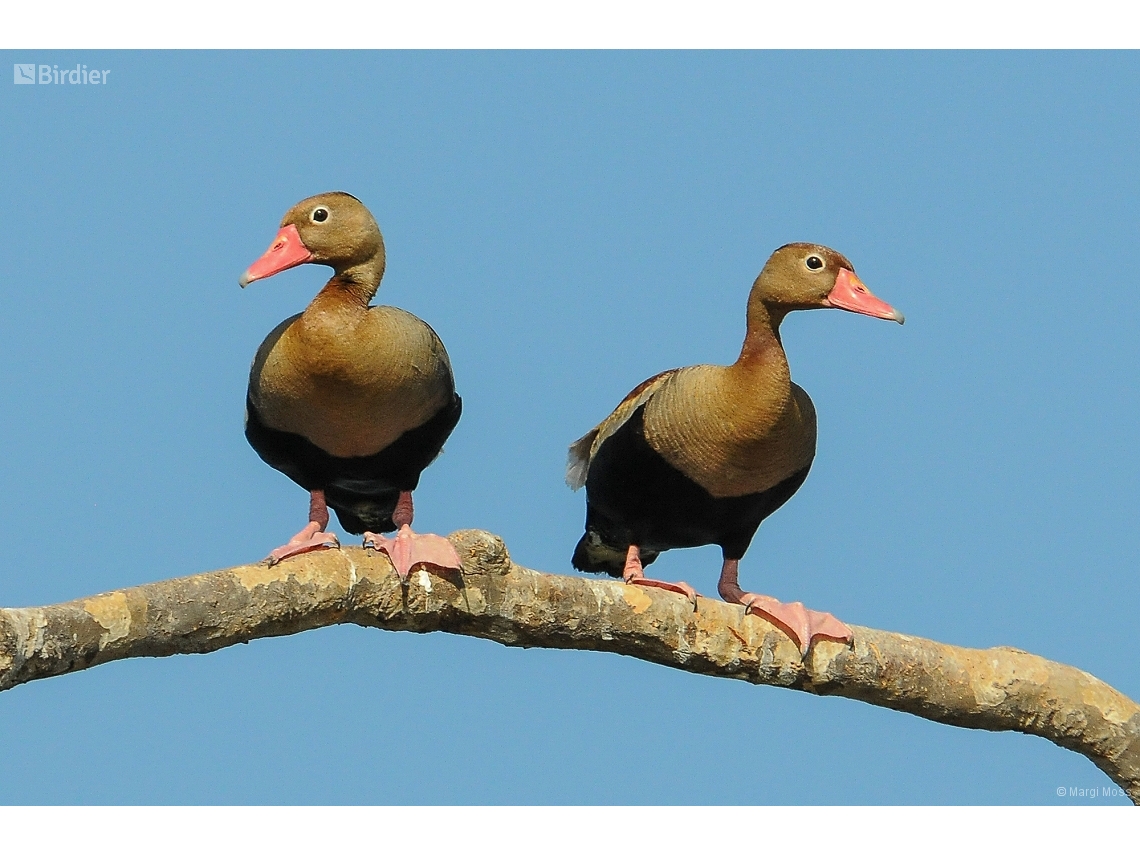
[0,51,1136,805]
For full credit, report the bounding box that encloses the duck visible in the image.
[567,243,902,654]
[240,191,461,579]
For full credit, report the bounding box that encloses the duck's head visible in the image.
[752,242,904,324]
[240,192,385,287]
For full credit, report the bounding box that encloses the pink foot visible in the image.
[717,558,852,655]
[623,545,698,604]
[739,594,852,656]
[365,525,461,582]
[266,521,340,566]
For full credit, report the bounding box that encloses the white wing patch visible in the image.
[565,370,676,490]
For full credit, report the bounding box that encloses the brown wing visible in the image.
[565,369,679,490]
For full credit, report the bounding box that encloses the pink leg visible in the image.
[266,490,340,566]
[623,544,697,604]
[391,490,414,528]
[717,558,853,656]
[364,491,461,582]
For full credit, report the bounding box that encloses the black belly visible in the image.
[573,405,810,576]
[245,392,462,534]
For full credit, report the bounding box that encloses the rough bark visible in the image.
[2,529,1137,802]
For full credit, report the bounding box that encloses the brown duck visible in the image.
[567,243,902,654]
[241,192,461,578]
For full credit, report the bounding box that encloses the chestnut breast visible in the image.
[249,304,454,458]
[641,362,817,499]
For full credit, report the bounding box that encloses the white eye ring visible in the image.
[311,207,330,223]
[805,255,825,271]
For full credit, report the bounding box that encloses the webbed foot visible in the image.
[623,544,698,604]
[717,558,852,655]
[266,521,339,566]
[365,525,461,582]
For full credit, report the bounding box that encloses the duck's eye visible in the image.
[311,207,330,223]
[805,255,824,271]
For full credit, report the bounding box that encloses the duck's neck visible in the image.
[735,294,788,370]
[307,254,386,316]
[715,294,794,433]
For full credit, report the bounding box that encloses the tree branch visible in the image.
[2,530,1137,803]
